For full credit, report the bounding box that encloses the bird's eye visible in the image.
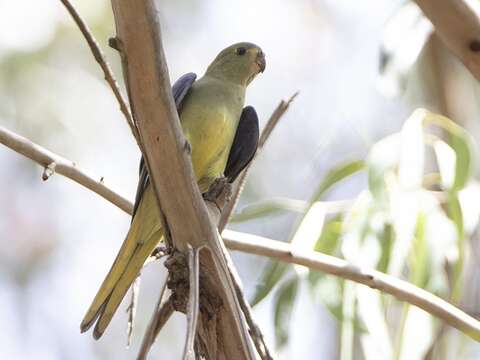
[236,47,247,56]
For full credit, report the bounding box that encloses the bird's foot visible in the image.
[203,177,232,211]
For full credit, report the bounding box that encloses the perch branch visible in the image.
[219,92,298,231]
[126,276,141,347]
[0,122,480,343]
[183,246,201,360]
[222,229,480,342]
[2,123,480,341]
[414,0,480,81]
[110,0,256,358]
[0,125,132,214]
[234,280,273,360]
[59,0,139,143]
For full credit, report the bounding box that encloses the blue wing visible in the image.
[224,106,259,183]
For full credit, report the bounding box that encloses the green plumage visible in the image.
[80,42,265,339]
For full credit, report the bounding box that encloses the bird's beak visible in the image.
[256,50,266,73]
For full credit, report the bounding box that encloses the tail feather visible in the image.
[81,184,163,338]
[80,233,140,333]
[93,230,162,339]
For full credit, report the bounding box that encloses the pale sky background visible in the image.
[1,0,466,359]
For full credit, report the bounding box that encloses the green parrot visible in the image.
[80,42,266,339]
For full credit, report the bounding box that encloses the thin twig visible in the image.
[3,125,480,342]
[0,125,132,214]
[219,93,298,231]
[233,280,273,360]
[259,93,299,147]
[126,246,169,347]
[183,246,201,360]
[137,279,173,360]
[222,229,480,342]
[59,0,139,144]
[126,276,141,347]
[217,226,273,359]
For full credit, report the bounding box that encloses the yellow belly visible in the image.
[179,76,243,193]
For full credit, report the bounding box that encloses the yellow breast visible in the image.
[178,76,245,192]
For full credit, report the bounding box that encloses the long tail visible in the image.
[80,185,162,339]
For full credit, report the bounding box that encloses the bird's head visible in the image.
[205,42,266,86]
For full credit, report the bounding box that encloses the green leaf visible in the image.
[399,109,425,188]
[433,139,456,189]
[252,160,364,304]
[447,192,465,300]
[424,110,474,192]
[308,218,343,286]
[230,197,308,223]
[315,218,342,254]
[251,261,289,306]
[311,159,365,202]
[367,134,401,201]
[377,223,394,273]
[409,212,429,287]
[273,277,299,348]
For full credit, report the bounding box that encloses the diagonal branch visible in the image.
[222,229,480,342]
[414,0,480,81]
[59,0,139,144]
[219,92,298,231]
[137,279,173,360]
[0,125,132,214]
[183,246,201,360]
[2,122,480,342]
[126,276,141,347]
[110,1,256,358]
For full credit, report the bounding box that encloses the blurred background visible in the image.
[1,0,480,359]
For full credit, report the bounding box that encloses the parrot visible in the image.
[80,42,266,339]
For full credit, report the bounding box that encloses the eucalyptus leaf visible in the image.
[308,218,343,286]
[311,159,365,202]
[252,160,364,305]
[273,277,299,348]
[399,109,425,188]
[251,261,289,306]
[367,134,401,201]
[231,197,308,223]
[409,212,429,288]
[424,110,474,192]
[376,223,394,273]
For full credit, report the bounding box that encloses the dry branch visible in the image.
[59,0,139,143]
[2,123,480,341]
[222,230,480,342]
[0,125,132,214]
[414,0,480,81]
[137,280,173,360]
[184,246,201,360]
[0,127,480,343]
[109,0,255,358]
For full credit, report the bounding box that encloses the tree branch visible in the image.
[222,229,480,342]
[126,276,141,347]
[183,246,201,360]
[414,0,480,81]
[2,123,480,341]
[0,123,480,343]
[109,1,255,358]
[59,0,139,144]
[0,125,132,214]
[137,280,173,360]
